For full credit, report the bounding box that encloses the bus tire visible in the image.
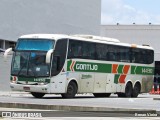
[132,83,141,98]
[93,93,111,97]
[31,92,45,98]
[61,82,77,98]
[118,82,133,98]
[125,82,133,97]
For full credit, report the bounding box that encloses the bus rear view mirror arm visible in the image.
[46,49,54,64]
[4,48,13,58]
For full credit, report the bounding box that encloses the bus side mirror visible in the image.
[4,48,13,59]
[46,49,53,64]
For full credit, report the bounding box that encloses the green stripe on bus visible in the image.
[131,66,154,75]
[18,77,35,82]
[118,65,123,74]
[67,60,72,71]
[73,61,112,73]
[114,74,120,84]
[67,60,154,75]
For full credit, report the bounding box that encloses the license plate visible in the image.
[23,87,30,91]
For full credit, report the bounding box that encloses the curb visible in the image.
[0,102,156,113]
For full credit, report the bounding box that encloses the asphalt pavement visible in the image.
[0,92,160,112]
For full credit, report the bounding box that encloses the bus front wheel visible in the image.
[61,82,77,98]
[31,92,45,98]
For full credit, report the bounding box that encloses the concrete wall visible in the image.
[0,0,101,91]
[0,0,101,41]
[0,54,12,91]
[101,25,160,61]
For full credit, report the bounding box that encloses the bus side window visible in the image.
[107,45,117,61]
[119,47,130,62]
[131,49,138,63]
[144,50,154,64]
[147,50,154,64]
[96,43,108,61]
[82,42,95,60]
[68,40,82,59]
[135,52,140,63]
[131,48,154,64]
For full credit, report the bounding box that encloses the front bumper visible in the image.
[10,83,50,93]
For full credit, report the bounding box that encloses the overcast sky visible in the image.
[101,0,160,25]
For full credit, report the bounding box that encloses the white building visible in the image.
[0,0,101,50]
[101,24,160,61]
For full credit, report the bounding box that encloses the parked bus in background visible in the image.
[4,34,154,98]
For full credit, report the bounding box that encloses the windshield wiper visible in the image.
[17,64,27,77]
[29,64,37,78]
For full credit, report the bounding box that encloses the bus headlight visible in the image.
[11,79,17,83]
[11,76,18,83]
[11,81,15,83]
[38,82,47,85]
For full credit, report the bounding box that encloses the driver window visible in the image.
[51,39,68,76]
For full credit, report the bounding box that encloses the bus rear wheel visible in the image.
[93,93,111,97]
[31,92,45,98]
[61,82,77,98]
[117,82,133,98]
[132,83,141,98]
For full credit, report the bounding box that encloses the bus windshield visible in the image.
[11,38,55,77]
[11,51,50,77]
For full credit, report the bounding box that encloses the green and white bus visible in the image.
[5,34,154,98]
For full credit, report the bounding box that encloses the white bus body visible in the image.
[6,34,154,98]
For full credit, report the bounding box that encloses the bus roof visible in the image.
[19,34,68,40]
[19,34,154,50]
